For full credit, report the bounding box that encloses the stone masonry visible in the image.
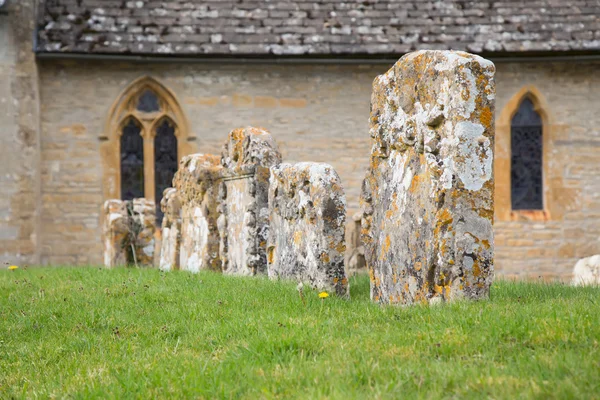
[174,153,222,273]
[268,162,349,296]
[361,51,495,305]
[102,198,156,267]
[217,127,282,275]
[158,188,182,272]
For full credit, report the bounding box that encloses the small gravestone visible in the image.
[268,162,349,297]
[217,127,282,276]
[175,153,222,273]
[158,188,181,271]
[102,198,156,267]
[361,50,496,305]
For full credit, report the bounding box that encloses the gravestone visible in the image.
[361,50,496,305]
[158,188,181,271]
[217,127,282,275]
[268,162,349,296]
[175,153,222,273]
[102,198,156,267]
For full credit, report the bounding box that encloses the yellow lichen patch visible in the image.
[480,106,493,128]
[414,261,422,271]
[267,247,275,264]
[472,259,482,277]
[336,242,346,253]
[320,252,330,263]
[293,231,302,245]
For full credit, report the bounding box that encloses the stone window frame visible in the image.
[101,76,193,202]
[495,85,555,222]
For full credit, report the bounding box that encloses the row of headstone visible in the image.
[104,127,350,296]
[103,50,498,304]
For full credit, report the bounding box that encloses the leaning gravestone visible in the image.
[102,198,156,267]
[158,188,182,271]
[268,162,349,297]
[361,50,496,305]
[217,127,282,276]
[174,153,222,273]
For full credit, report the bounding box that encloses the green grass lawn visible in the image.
[1,267,599,399]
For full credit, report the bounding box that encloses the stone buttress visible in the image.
[268,162,349,297]
[360,50,496,305]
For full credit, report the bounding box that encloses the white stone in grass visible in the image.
[572,255,600,286]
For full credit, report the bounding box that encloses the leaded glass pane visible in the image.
[511,98,543,210]
[154,119,178,224]
[120,118,144,200]
[137,89,160,113]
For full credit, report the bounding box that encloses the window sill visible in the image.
[510,210,549,222]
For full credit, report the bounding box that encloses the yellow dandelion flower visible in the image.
[318,292,329,299]
[8,265,19,271]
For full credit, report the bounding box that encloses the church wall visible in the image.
[36,59,600,278]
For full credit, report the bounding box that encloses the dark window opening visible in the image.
[137,89,160,113]
[511,98,543,210]
[154,119,178,224]
[120,118,144,200]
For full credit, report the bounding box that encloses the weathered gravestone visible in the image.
[218,127,282,275]
[174,153,222,273]
[268,163,349,296]
[361,50,495,305]
[158,188,182,271]
[102,198,156,267]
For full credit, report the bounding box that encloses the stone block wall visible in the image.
[362,51,495,305]
[268,162,348,296]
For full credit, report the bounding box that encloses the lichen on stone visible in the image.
[361,50,496,305]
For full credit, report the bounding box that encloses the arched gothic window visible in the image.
[510,98,543,210]
[102,77,193,225]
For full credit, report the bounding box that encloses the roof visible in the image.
[36,0,600,58]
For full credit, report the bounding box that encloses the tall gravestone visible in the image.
[268,163,349,297]
[218,127,282,276]
[158,188,181,271]
[361,50,496,305]
[175,153,223,273]
[102,198,156,267]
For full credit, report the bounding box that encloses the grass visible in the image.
[1,267,599,399]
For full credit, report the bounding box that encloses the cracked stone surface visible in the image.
[268,162,349,297]
[361,50,495,305]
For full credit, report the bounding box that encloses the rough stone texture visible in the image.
[158,188,181,272]
[174,153,222,273]
[217,127,282,275]
[572,255,600,286]
[268,162,348,296]
[361,51,496,305]
[0,0,41,266]
[102,198,156,267]
[102,199,128,268]
[345,211,366,276]
[36,1,600,56]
